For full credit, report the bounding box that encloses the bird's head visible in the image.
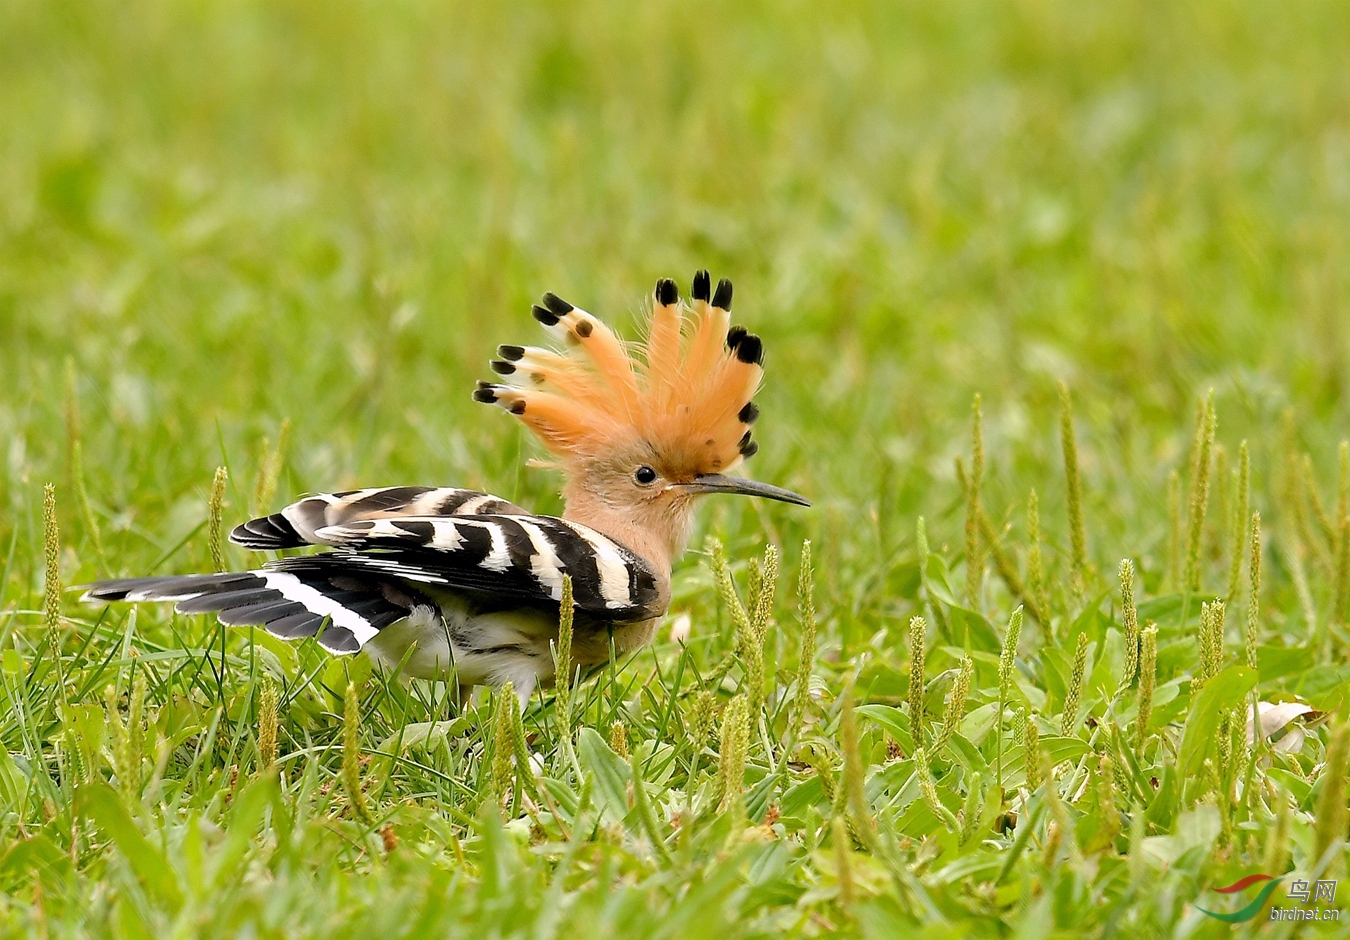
[475,272,808,564]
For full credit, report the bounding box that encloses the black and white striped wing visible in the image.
[85,509,659,658]
[230,486,527,551]
[306,514,661,620]
[82,567,428,655]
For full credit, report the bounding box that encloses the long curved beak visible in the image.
[673,474,811,507]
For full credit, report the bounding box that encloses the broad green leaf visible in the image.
[866,758,914,806]
[779,776,828,818]
[1040,647,1070,711]
[1137,594,1215,632]
[1011,675,1049,713]
[890,793,941,839]
[856,704,914,753]
[960,701,1003,747]
[737,843,807,912]
[922,553,961,607]
[542,777,581,818]
[937,647,1002,688]
[1156,636,1198,678]
[1287,664,1350,708]
[745,767,778,821]
[946,605,1001,653]
[993,737,1093,789]
[945,732,988,775]
[1064,593,1112,647]
[1308,678,1350,714]
[378,719,472,755]
[1147,678,1187,728]
[63,703,107,757]
[1092,628,1125,697]
[886,558,923,601]
[577,727,631,825]
[1178,665,1257,775]
[322,655,372,703]
[0,749,30,812]
[75,782,184,910]
[923,666,962,714]
[1031,735,1093,767]
[857,661,910,700]
[246,627,300,674]
[158,694,207,751]
[977,777,1006,842]
[1256,644,1314,682]
[1266,768,1312,807]
[58,702,106,782]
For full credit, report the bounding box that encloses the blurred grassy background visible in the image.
[2,0,1350,632]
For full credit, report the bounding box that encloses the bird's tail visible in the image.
[82,567,408,654]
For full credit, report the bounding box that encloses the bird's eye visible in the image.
[634,466,658,486]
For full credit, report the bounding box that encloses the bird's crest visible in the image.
[475,272,763,476]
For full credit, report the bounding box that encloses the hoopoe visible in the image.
[84,273,808,708]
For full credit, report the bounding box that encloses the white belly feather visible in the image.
[362,595,560,707]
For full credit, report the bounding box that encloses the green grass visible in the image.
[3,0,1350,935]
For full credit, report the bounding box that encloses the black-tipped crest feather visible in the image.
[734,334,763,365]
[712,278,733,310]
[692,270,711,302]
[541,292,573,316]
[655,278,679,306]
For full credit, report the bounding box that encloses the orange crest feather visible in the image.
[476,273,764,475]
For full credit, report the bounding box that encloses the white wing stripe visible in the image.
[515,519,565,599]
[478,521,512,572]
[410,488,463,514]
[261,571,378,646]
[429,519,465,551]
[565,521,633,609]
[126,590,203,602]
[457,495,494,514]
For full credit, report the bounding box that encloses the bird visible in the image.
[83,272,809,709]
